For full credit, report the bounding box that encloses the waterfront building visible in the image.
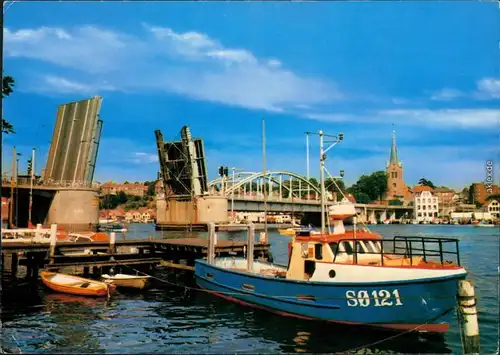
[471,182,500,205]
[384,130,412,203]
[101,181,148,197]
[486,199,500,218]
[414,189,439,222]
[434,187,455,208]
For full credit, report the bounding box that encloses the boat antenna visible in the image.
[307,130,343,235]
[262,118,268,243]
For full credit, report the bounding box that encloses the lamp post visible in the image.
[231,167,244,222]
[15,152,21,227]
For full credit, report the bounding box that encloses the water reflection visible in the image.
[0,224,497,353]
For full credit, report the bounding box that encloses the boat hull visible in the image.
[41,272,115,297]
[195,260,465,333]
[101,274,151,290]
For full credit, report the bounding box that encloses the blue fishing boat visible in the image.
[195,130,468,333]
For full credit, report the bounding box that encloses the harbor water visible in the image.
[1,224,498,353]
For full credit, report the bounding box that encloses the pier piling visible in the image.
[49,224,57,264]
[207,222,215,264]
[109,232,116,254]
[458,279,480,354]
[247,224,255,272]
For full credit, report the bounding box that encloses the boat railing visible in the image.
[332,236,461,267]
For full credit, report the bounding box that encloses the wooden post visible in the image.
[110,232,116,254]
[11,253,18,279]
[458,279,480,354]
[207,222,215,265]
[35,224,42,240]
[259,231,266,244]
[49,224,57,264]
[247,224,255,272]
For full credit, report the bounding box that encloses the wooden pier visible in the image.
[1,234,272,282]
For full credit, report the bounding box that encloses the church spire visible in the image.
[389,127,399,164]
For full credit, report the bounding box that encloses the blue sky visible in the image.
[2,1,499,190]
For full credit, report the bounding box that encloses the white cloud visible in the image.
[430,88,464,101]
[475,78,500,99]
[304,108,500,128]
[430,77,500,102]
[38,75,116,95]
[4,26,136,73]
[4,25,341,112]
[267,59,282,68]
[132,152,158,164]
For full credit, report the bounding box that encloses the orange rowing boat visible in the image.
[41,271,116,297]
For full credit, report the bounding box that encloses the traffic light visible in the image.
[218,166,224,177]
[223,167,229,177]
[27,159,33,175]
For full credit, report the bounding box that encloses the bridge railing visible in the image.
[2,176,99,189]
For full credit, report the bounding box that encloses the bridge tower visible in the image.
[154,126,228,230]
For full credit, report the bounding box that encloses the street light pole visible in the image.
[319,131,325,235]
[15,153,20,227]
[28,148,35,225]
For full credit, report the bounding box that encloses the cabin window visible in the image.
[301,244,309,258]
[341,241,354,255]
[364,241,376,253]
[369,241,381,253]
[314,243,323,260]
[355,241,366,254]
[329,242,339,255]
[304,260,316,278]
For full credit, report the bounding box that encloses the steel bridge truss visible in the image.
[208,171,321,200]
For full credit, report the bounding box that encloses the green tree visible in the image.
[468,184,475,204]
[308,177,319,187]
[354,192,371,204]
[486,194,500,202]
[418,178,436,189]
[145,180,156,196]
[347,171,388,202]
[117,191,128,204]
[388,199,404,206]
[325,177,346,201]
[100,194,120,209]
[2,76,15,134]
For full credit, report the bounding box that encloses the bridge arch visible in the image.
[208,170,321,198]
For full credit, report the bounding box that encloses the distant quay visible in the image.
[155,222,295,232]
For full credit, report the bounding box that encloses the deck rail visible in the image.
[332,236,461,266]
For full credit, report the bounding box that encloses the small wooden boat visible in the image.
[41,271,116,297]
[101,273,151,290]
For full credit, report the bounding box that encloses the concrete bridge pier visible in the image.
[46,189,99,232]
[368,211,377,224]
[156,195,228,230]
[356,207,368,223]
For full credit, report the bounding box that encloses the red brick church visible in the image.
[384,130,413,203]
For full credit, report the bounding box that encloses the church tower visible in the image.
[385,129,408,201]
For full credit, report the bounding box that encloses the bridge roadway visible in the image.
[226,194,414,221]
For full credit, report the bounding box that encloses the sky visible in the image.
[2,1,499,190]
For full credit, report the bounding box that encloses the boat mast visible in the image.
[262,118,268,243]
[319,131,326,235]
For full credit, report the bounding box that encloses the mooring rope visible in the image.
[340,307,455,353]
